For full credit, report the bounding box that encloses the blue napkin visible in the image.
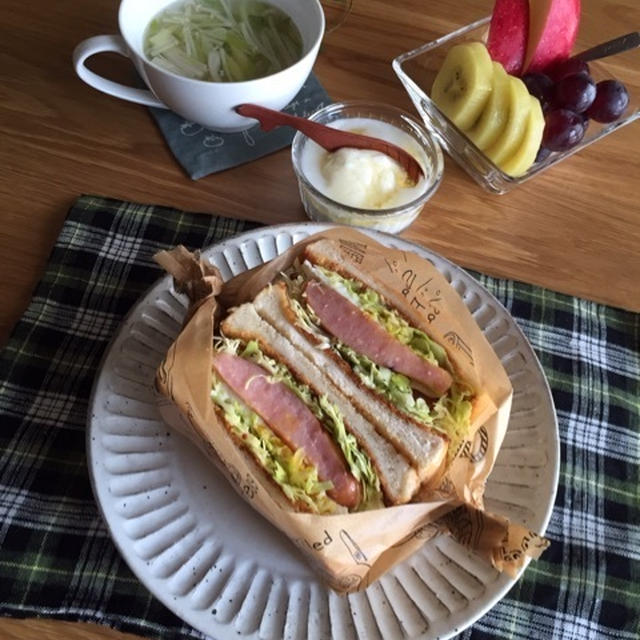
[148,73,331,179]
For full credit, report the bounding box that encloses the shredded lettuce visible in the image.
[335,344,437,423]
[290,298,331,348]
[211,378,336,513]
[316,395,382,510]
[431,384,473,456]
[334,343,473,454]
[212,337,382,510]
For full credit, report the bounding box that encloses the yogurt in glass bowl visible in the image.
[291,101,444,233]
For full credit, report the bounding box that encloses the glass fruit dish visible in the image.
[393,16,640,194]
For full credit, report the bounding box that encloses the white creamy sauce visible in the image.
[300,118,429,210]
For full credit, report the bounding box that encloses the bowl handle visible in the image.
[72,35,167,109]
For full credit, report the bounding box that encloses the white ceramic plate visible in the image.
[87,223,559,640]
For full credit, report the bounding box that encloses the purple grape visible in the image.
[578,111,590,131]
[543,109,586,151]
[549,58,590,81]
[522,73,554,111]
[535,147,552,163]
[554,73,596,113]
[586,80,630,123]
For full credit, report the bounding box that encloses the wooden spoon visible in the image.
[235,103,424,184]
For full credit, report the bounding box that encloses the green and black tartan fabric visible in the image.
[0,195,638,640]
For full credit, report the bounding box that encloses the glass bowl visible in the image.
[291,101,444,233]
[321,0,353,35]
[393,16,640,194]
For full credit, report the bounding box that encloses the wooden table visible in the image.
[0,0,638,638]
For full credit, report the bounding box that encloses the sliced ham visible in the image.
[211,351,360,509]
[305,280,453,397]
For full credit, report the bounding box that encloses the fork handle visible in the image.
[574,32,640,62]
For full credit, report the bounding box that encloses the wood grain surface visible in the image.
[1,0,638,638]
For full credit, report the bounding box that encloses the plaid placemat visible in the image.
[0,195,638,640]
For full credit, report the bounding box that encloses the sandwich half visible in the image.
[277,238,476,463]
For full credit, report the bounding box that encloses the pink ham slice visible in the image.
[211,351,360,509]
[305,280,453,397]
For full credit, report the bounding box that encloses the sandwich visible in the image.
[209,239,476,514]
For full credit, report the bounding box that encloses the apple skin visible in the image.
[487,0,529,75]
[523,0,581,74]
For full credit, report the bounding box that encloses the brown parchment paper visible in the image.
[153,229,549,593]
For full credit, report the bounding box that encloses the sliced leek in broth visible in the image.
[144,0,303,82]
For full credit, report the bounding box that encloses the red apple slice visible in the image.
[487,0,529,76]
[523,0,581,74]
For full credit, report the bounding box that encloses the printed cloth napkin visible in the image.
[149,73,330,179]
[0,195,638,640]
